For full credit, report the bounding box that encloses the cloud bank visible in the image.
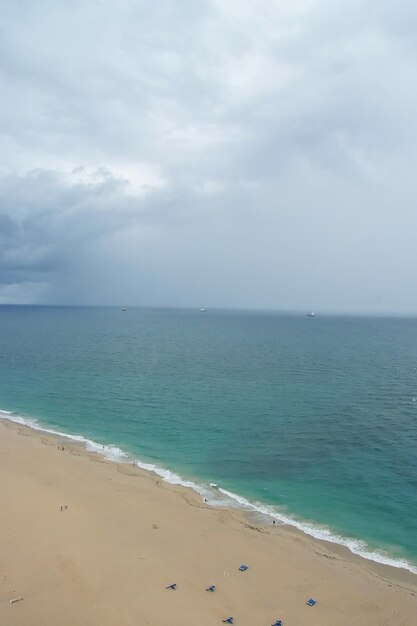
[1,0,417,312]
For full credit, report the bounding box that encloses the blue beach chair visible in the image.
[238,564,248,571]
[165,583,177,590]
[306,598,317,606]
[206,585,216,592]
[271,620,282,626]
[222,618,234,624]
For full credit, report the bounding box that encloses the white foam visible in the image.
[217,488,417,574]
[0,410,127,462]
[1,407,416,575]
[132,459,214,501]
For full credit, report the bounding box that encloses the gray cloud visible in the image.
[1,0,417,311]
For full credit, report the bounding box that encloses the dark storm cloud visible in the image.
[1,0,417,311]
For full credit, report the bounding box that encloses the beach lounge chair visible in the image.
[206,585,216,592]
[238,564,248,571]
[271,620,282,626]
[222,618,234,624]
[306,598,317,606]
[165,583,177,590]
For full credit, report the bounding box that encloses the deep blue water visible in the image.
[1,305,417,570]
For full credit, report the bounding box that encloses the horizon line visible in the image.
[1,303,417,319]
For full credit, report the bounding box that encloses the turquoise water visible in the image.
[1,305,417,571]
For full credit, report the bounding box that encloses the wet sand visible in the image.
[0,418,416,626]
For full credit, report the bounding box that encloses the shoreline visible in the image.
[1,408,416,576]
[1,417,417,625]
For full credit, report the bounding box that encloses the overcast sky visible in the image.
[1,0,417,313]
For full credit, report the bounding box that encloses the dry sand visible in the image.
[0,419,416,626]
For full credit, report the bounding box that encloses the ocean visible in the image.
[1,305,417,572]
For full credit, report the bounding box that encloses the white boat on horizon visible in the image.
[307,311,316,317]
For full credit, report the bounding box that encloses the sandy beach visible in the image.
[0,419,416,626]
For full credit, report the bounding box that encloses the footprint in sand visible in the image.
[380,610,410,625]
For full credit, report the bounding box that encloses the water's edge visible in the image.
[1,407,416,576]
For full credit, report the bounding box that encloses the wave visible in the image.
[0,409,127,462]
[1,408,416,575]
[216,488,417,574]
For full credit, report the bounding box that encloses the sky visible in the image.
[1,0,417,313]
